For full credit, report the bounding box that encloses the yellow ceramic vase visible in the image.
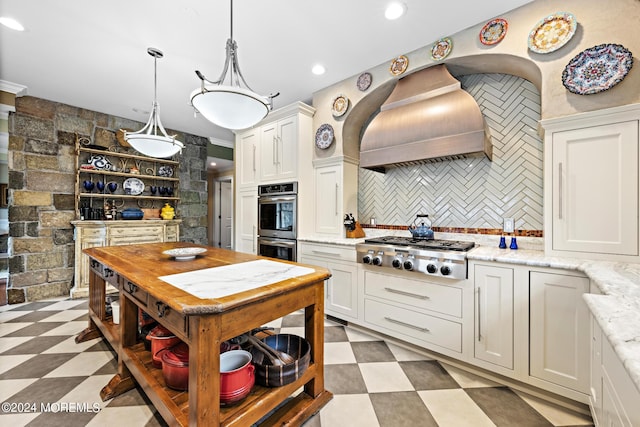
[161,203,175,220]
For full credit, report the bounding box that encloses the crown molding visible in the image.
[0,80,27,95]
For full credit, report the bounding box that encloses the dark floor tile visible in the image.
[1,335,69,355]
[324,363,368,394]
[108,385,154,407]
[370,391,438,427]
[466,387,554,427]
[85,338,115,353]
[93,356,118,375]
[324,325,348,342]
[6,310,62,323]
[145,410,170,427]
[5,376,87,404]
[280,313,305,328]
[27,410,97,427]
[351,341,396,363]
[0,353,77,379]
[8,301,59,312]
[399,360,460,390]
[4,322,65,337]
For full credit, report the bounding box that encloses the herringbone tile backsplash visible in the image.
[358,73,543,231]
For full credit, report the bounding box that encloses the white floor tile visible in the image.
[386,342,432,361]
[0,378,38,402]
[514,390,593,426]
[0,322,33,337]
[279,326,305,337]
[359,362,414,393]
[0,310,31,322]
[38,310,86,322]
[0,336,32,354]
[86,405,155,426]
[57,374,115,410]
[440,362,501,388]
[320,394,379,427]
[44,351,113,378]
[344,327,379,342]
[0,412,40,426]
[37,300,87,311]
[261,317,282,329]
[418,389,496,427]
[324,342,356,365]
[40,321,87,336]
[42,335,104,354]
[0,354,36,375]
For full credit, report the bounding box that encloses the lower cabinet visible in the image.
[530,271,590,394]
[235,189,258,255]
[298,242,358,321]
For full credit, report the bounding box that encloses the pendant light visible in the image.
[123,47,184,159]
[190,0,279,130]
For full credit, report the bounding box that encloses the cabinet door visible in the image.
[314,165,342,235]
[237,130,259,187]
[235,190,257,254]
[260,122,278,181]
[276,116,297,180]
[530,272,590,393]
[552,120,639,256]
[474,264,514,369]
[75,227,107,292]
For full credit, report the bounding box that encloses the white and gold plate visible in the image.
[163,247,207,261]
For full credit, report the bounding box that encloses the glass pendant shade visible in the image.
[123,48,184,159]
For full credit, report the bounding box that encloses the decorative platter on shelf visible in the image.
[315,124,334,150]
[331,94,349,117]
[357,72,372,91]
[479,18,508,46]
[431,37,453,61]
[163,247,207,261]
[561,43,634,95]
[158,165,173,177]
[528,12,577,54]
[389,55,409,76]
[123,177,145,196]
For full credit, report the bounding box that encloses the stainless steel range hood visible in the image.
[360,64,492,171]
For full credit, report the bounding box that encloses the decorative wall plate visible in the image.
[389,55,409,76]
[123,177,145,196]
[479,18,508,45]
[528,12,577,54]
[158,165,173,177]
[357,72,372,91]
[315,124,334,150]
[331,94,349,117]
[431,37,453,61]
[562,43,633,95]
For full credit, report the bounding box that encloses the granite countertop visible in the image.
[300,232,640,393]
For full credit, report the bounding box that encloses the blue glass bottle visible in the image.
[510,237,518,250]
[499,236,507,249]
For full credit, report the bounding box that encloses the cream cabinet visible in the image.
[541,104,640,262]
[298,242,358,321]
[260,116,297,182]
[235,189,258,255]
[236,129,260,188]
[313,164,342,235]
[473,264,514,370]
[530,271,590,394]
[70,220,180,298]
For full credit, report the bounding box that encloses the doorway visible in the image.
[212,178,233,249]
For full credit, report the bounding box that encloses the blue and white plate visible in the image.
[562,43,633,95]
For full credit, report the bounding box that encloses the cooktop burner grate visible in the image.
[363,236,475,252]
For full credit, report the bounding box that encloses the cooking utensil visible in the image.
[408,214,434,239]
[220,350,255,405]
[160,342,189,391]
[250,334,311,387]
[247,335,285,366]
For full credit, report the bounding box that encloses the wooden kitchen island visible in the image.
[76,242,332,426]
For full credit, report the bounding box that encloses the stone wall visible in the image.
[7,96,208,302]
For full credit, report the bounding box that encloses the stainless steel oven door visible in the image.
[258,237,297,262]
[258,194,297,239]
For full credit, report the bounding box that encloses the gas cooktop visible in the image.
[363,236,475,252]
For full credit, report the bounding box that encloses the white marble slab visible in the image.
[158,259,315,299]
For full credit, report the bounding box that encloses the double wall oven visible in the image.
[257,182,297,261]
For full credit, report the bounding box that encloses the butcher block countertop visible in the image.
[84,241,331,315]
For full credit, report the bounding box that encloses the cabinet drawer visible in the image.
[364,271,462,317]
[82,227,106,238]
[122,279,149,306]
[298,242,356,262]
[365,299,462,352]
[109,226,164,238]
[148,295,188,341]
[165,226,179,242]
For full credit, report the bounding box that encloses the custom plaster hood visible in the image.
[360,64,492,171]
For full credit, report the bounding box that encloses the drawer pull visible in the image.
[384,287,430,300]
[384,316,430,333]
[104,268,113,278]
[156,301,170,318]
[126,282,137,294]
[311,250,341,257]
[90,259,99,269]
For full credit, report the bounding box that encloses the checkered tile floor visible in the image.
[0,297,594,426]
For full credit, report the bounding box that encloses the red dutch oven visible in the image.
[160,342,189,391]
[220,350,255,405]
[147,325,181,368]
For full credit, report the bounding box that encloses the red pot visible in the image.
[220,350,255,405]
[161,342,189,391]
[147,325,181,368]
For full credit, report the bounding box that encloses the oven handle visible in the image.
[259,237,296,248]
[258,195,296,203]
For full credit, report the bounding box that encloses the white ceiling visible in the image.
[0,0,531,145]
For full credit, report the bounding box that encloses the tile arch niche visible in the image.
[345,55,545,229]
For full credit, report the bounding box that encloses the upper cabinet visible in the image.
[237,129,260,188]
[260,116,297,182]
[541,104,640,262]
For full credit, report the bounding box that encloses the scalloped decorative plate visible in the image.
[389,55,409,76]
[331,94,349,117]
[163,247,207,261]
[357,72,372,91]
[479,18,508,45]
[562,43,634,95]
[431,37,453,61]
[315,124,334,150]
[528,12,577,54]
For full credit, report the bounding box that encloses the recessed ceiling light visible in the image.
[0,17,25,31]
[312,64,326,75]
[385,2,406,20]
